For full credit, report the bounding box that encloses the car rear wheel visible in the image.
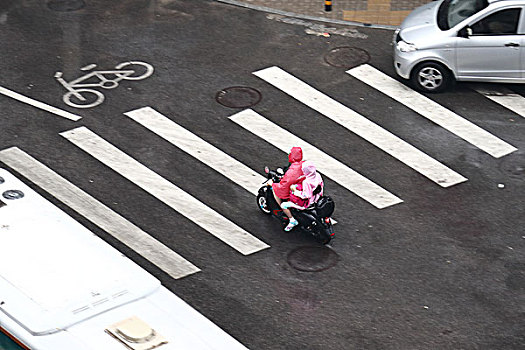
[410,62,452,93]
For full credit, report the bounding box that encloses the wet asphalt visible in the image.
[0,1,524,349]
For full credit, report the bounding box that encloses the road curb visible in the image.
[215,0,397,30]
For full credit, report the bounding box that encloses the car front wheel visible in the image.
[410,62,452,93]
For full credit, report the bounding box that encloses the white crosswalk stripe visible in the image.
[229,108,403,209]
[125,106,340,225]
[0,146,201,279]
[347,64,517,158]
[253,66,468,187]
[60,126,270,256]
[124,106,266,195]
[474,85,525,119]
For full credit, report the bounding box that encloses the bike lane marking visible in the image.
[124,107,266,195]
[0,85,81,121]
[55,61,154,109]
[347,64,518,158]
[474,86,525,119]
[229,109,403,209]
[0,146,200,279]
[253,66,468,187]
[60,126,270,255]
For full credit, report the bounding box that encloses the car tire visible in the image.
[410,62,452,93]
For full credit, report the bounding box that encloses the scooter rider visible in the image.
[271,147,304,232]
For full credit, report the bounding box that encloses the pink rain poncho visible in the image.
[272,147,304,200]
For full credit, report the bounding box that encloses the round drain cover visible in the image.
[324,47,370,69]
[47,0,86,12]
[287,246,339,272]
[216,86,262,108]
[2,190,24,200]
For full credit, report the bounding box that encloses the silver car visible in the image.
[393,0,525,92]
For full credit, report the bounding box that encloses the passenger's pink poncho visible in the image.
[289,161,323,208]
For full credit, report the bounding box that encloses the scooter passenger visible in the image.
[283,161,324,210]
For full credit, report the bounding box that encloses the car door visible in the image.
[455,7,522,80]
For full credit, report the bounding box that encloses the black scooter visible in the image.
[256,166,335,244]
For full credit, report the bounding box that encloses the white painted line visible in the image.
[229,109,403,209]
[124,107,266,195]
[0,146,199,279]
[474,86,525,118]
[60,127,270,255]
[347,64,517,158]
[253,66,468,187]
[0,85,81,121]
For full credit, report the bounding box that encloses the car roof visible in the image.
[489,0,524,3]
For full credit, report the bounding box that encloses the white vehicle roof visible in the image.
[0,168,160,335]
[0,168,248,350]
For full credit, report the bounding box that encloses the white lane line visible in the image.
[229,109,403,209]
[0,146,199,279]
[60,126,270,255]
[0,85,81,121]
[124,107,266,195]
[253,66,467,187]
[347,64,517,158]
[474,86,525,118]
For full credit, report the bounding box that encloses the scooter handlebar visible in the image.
[263,167,284,184]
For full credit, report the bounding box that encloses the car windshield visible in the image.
[437,0,489,30]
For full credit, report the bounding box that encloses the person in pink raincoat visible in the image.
[288,161,324,208]
[272,147,304,231]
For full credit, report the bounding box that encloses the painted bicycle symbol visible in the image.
[55,61,154,109]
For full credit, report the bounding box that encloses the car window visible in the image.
[470,8,521,35]
[438,0,488,30]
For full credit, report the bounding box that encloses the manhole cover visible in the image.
[216,86,262,108]
[2,190,24,200]
[499,157,524,180]
[47,0,86,12]
[324,47,370,69]
[287,246,339,272]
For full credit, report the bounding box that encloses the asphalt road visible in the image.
[0,0,524,349]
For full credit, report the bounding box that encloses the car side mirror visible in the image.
[458,26,472,38]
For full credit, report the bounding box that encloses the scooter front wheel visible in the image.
[256,192,271,215]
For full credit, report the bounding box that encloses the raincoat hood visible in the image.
[302,161,317,178]
[288,147,303,163]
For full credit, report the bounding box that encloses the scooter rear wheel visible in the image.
[316,231,332,245]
